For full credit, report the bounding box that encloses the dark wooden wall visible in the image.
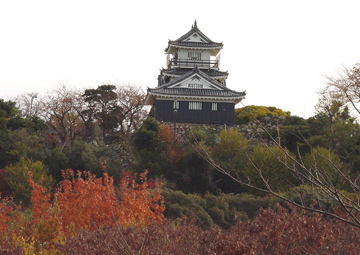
[154,100,235,125]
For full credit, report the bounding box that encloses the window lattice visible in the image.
[189,101,202,110]
[212,103,218,111]
[188,52,201,60]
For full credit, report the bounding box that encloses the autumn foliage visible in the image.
[57,203,360,254]
[0,197,19,237]
[1,171,360,254]
[160,124,184,163]
[0,169,164,253]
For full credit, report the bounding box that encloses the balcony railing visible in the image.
[169,58,219,69]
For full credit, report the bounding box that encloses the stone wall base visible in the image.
[161,116,281,145]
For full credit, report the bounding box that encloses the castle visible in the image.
[145,21,245,125]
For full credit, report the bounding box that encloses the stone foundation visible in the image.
[161,116,283,145]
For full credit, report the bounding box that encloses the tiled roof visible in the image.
[169,41,223,48]
[165,21,223,52]
[148,87,245,98]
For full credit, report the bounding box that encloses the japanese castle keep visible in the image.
[145,21,246,126]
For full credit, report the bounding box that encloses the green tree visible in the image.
[176,144,216,194]
[277,116,310,154]
[5,158,55,206]
[83,85,122,143]
[244,145,298,195]
[211,128,248,193]
[0,99,49,168]
[64,138,126,181]
[173,127,218,194]
[133,117,170,177]
[303,147,351,191]
[133,117,162,151]
[0,99,20,129]
[308,87,360,172]
[45,147,69,182]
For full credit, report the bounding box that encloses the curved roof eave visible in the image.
[147,92,245,102]
[165,44,223,54]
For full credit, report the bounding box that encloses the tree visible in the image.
[0,169,12,198]
[45,147,69,182]
[211,128,248,193]
[14,92,41,118]
[79,83,147,143]
[115,84,147,136]
[41,84,84,149]
[0,128,49,168]
[303,147,352,191]
[308,87,360,171]
[0,99,49,167]
[325,62,360,117]
[133,117,162,151]
[276,115,310,154]
[65,138,125,181]
[5,158,55,206]
[194,103,360,228]
[159,124,184,163]
[177,143,216,194]
[244,145,298,195]
[83,85,122,143]
[133,117,169,177]
[0,99,20,129]
[321,62,360,169]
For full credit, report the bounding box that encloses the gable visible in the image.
[183,32,209,43]
[168,74,223,90]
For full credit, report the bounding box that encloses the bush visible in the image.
[58,204,360,254]
[235,105,290,125]
[163,189,277,229]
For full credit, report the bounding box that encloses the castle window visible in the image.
[173,100,179,110]
[189,101,202,110]
[188,52,201,60]
[212,103,218,111]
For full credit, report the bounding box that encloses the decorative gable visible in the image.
[184,33,208,43]
[168,73,224,90]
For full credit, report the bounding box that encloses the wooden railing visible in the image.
[169,58,219,69]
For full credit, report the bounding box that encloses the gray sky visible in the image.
[1,0,360,118]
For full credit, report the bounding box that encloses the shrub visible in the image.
[235,105,290,125]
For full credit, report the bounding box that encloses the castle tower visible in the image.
[145,21,246,125]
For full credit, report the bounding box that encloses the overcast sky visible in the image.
[1,0,360,118]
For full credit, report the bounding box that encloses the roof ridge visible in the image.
[171,21,220,45]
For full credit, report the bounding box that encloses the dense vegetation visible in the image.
[234,105,290,124]
[1,63,360,253]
